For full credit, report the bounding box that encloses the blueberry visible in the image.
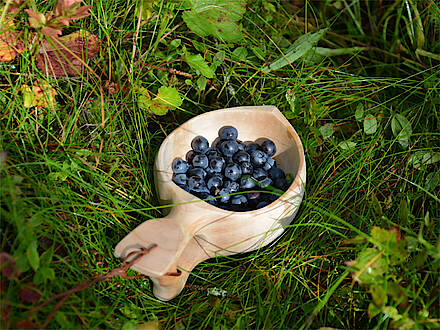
[218,188,231,203]
[172,173,187,186]
[257,177,272,188]
[237,140,245,152]
[207,175,223,191]
[251,150,268,167]
[256,200,270,209]
[205,166,216,177]
[218,126,238,140]
[206,149,220,160]
[210,156,225,173]
[220,140,239,157]
[224,163,242,181]
[261,139,276,157]
[204,194,217,205]
[231,195,247,206]
[191,136,209,154]
[211,137,222,150]
[224,180,239,193]
[187,167,207,179]
[193,185,209,194]
[192,154,209,168]
[172,158,189,174]
[233,151,250,163]
[240,161,253,175]
[263,157,275,171]
[274,177,288,190]
[188,176,205,191]
[186,150,196,163]
[246,192,260,200]
[243,141,259,153]
[268,167,285,180]
[225,156,234,165]
[240,176,256,190]
[252,168,267,180]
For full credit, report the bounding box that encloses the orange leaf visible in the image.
[0,22,24,62]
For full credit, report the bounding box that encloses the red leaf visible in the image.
[0,252,19,280]
[37,31,100,77]
[16,320,39,329]
[19,283,41,303]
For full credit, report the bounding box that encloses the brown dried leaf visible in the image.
[0,22,24,62]
[5,0,25,14]
[16,320,39,328]
[19,283,41,303]
[37,31,100,77]
[55,0,90,26]
[0,252,19,280]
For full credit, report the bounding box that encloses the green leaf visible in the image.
[399,198,409,226]
[251,46,265,60]
[363,114,377,135]
[182,0,246,43]
[313,46,367,56]
[319,123,334,139]
[382,306,402,321]
[391,113,412,148]
[370,194,383,216]
[138,86,183,116]
[338,140,357,151]
[370,284,387,306]
[371,227,407,263]
[263,29,327,72]
[408,151,440,168]
[346,248,388,284]
[232,46,248,61]
[368,302,381,318]
[184,52,215,78]
[211,51,226,72]
[169,38,181,49]
[355,103,364,120]
[26,241,39,272]
[285,89,301,118]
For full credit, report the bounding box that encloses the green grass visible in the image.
[1,0,439,328]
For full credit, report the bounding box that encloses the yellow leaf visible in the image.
[135,320,160,330]
[0,21,24,62]
[22,81,57,109]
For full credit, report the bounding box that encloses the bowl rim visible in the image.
[154,105,306,215]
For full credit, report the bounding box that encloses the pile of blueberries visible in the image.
[171,126,289,211]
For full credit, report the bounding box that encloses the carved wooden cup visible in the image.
[114,105,306,301]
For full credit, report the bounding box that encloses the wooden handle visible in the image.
[149,236,210,301]
[114,217,190,278]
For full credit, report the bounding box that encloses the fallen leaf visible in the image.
[0,252,19,280]
[138,86,182,116]
[0,21,24,62]
[37,30,100,77]
[22,81,57,109]
[55,0,91,26]
[19,283,41,303]
[25,8,47,29]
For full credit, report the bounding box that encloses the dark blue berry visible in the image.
[191,136,209,154]
[218,188,231,203]
[237,140,245,151]
[240,176,256,190]
[219,126,238,140]
[205,166,216,177]
[172,158,189,174]
[224,180,239,193]
[263,157,275,171]
[247,192,260,200]
[193,185,209,194]
[231,195,247,206]
[187,167,207,179]
[268,167,285,180]
[274,177,288,190]
[261,139,276,157]
[257,177,272,188]
[224,163,242,181]
[192,154,209,168]
[210,156,225,172]
[204,194,217,205]
[240,162,253,175]
[206,149,220,160]
[220,140,239,157]
[233,151,250,163]
[243,141,259,153]
[252,168,267,180]
[256,200,270,209]
[186,150,196,163]
[207,175,223,191]
[172,173,187,185]
[251,150,268,167]
[188,176,205,191]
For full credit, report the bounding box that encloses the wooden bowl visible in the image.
[114,105,306,301]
